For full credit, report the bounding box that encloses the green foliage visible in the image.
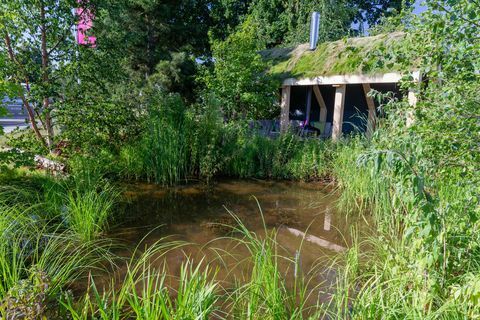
[222,126,330,180]
[125,261,218,320]
[61,241,217,320]
[63,181,119,242]
[94,0,217,74]
[327,1,480,318]
[245,0,412,47]
[0,209,113,309]
[120,94,189,185]
[60,157,120,241]
[249,0,352,47]
[226,212,308,319]
[0,0,87,149]
[206,18,279,120]
[5,128,48,155]
[117,93,330,184]
[150,52,198,102]
[185,95,225,182]
[56,98,139,154]
[1,267,50,319]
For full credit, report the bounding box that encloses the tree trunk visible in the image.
[40,1,55,149]
[3,31,47,148]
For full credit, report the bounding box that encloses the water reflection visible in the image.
[108,179,367,305]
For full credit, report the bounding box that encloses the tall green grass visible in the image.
[60,209,334,319]
[225,214,309,319]
[120,95,189,185]
[117,95,333,184]
[62,238,219,320]
[0,200,115,318]
[328,128,480,318]
[63,181,119,242]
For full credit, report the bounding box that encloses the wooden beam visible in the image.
[312,85,327,129]
[362,83,376,136]
[283,71,422,87]
[332,85,346,141]
[280,86,291,132]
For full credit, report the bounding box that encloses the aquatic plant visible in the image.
[62,238,219,320]
[63,181,119,242]
[124,94,189,186]
[207,206,328,319]
[0,208,115,317]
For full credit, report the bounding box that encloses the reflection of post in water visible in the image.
[294,250,301,279]
[323,208,332,231]
[285,227,345,253]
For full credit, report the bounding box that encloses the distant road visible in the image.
[1,97,29,133]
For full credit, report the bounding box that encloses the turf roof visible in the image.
[262,32,409,80]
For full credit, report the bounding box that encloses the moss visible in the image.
[263,32,410,80]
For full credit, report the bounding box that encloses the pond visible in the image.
[106,179,369,307]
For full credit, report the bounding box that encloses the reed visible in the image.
[62,238,219,320]
[119,95,189,186]
[0,204,115,318]
[211,206,328,319]
[63,181,119,242]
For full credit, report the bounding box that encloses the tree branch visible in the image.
[3,31,47,147]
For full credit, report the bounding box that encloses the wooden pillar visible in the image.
[280,85,291,132]
[332,84,346,141]
[407,71,422,127]
[305,87,312,125]
[406,89,417,127]
[362,83,376,137]
[312,85,327,132]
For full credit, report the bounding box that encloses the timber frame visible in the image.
[279,71,421,140]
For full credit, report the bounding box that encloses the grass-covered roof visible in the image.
[262,32,409,80]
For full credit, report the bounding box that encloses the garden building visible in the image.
[263,32,420,139]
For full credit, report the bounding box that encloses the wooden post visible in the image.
[280,85,291,132]
[312,85,327,131]
[406,89,417,127]
[332,84,346,141]
[305,87,312,125]
[362,83,376,137]
[407,71,422,127]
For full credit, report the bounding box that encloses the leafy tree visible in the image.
[246,0,413,47]
[0,0,88,150]
[400,0,479,181]
[351,1,480,315]
[94,0,215,75]
[350,0,415,33]
[205,18,279,120]
[208,0,251,41]
[248,0,352,47]
[150,52,197,102]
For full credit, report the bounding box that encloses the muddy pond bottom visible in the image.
[111,179,368,301]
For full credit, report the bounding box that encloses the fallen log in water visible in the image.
[284,226,346,253]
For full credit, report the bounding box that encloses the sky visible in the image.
[413,0,427,15]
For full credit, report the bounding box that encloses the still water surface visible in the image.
[108,179,368,305]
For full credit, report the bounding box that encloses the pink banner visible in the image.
[76,6,96,46]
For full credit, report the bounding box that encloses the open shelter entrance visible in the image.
[280,72,419,139]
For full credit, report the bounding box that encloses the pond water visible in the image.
[107,179,368,306]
